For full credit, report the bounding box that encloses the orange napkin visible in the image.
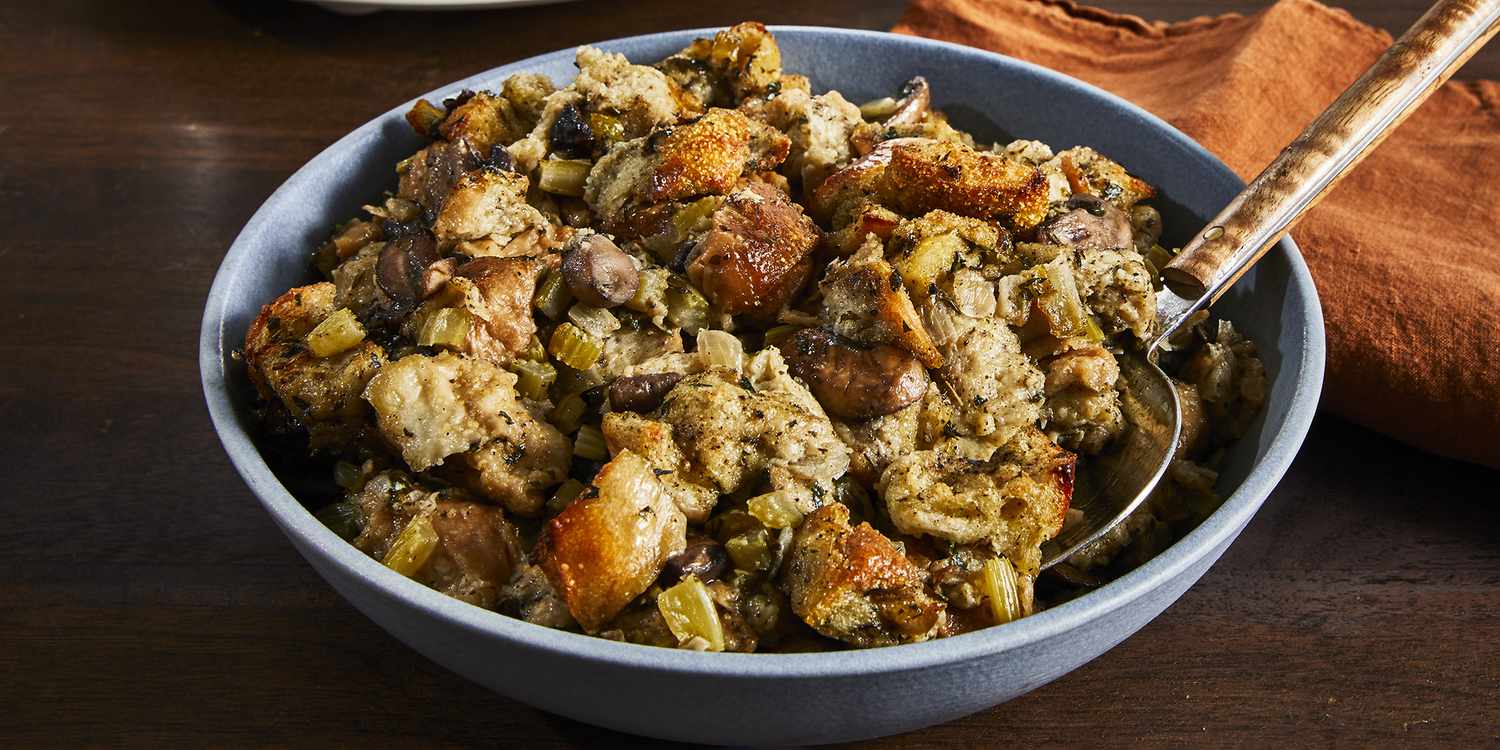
[896,0,1500,469]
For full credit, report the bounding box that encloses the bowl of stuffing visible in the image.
[200,23,1323,745]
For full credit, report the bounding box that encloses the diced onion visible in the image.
[568,303,621,339]
[657,576,726,652]
[383,512,438,578]
[306,307,366,357]
[696,329,743,372]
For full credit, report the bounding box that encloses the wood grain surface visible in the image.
[2,1,1497,746]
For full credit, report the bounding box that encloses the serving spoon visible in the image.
[1040,0,1500,569]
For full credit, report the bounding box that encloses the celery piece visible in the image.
[656,576,726,652]
[509,359,557,401]
[980,556,1023,625]
[539,158,592,197]
[573,424,608,462]
[306,307,366,357]
[546,479,586,515]
[548,322,603,371]
[383,513,438,578]
[549,392,587,434]
[417,307,472,349]
[533,267,574,320]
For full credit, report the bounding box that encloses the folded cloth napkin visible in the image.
[896,0,1500,468]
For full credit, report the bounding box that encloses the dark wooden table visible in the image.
[4,0,1497,746]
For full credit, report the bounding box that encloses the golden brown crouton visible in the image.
[403,256,549,368]
[811,138,1049,232]
[584,108,790,231]
[658,21,784,107]
[885,140,1049,231]
[781,504,946,647]
[535,451,688,631]
[244,283,386,455]
[432,168,550,246]
[818,237,943,368]
[350,472,524,608]
[686,182,819,318]
[879,427,1074,576]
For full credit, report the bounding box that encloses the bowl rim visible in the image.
[200,25,1325,679]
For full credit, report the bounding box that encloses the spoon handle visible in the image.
[1158,0,1500,311]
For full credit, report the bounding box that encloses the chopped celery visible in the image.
[383,513,438,578]
[568,303,621,339]
[522,334,547,362]
[539,158,592,197]
[656,576,726,652]
[509,359,557,401]
[671,197,722,241]
[549,392,587,434]
[533,268,574,320]
[417,307,471,349]
[546,479,586,515]
[747,491,804,529]
[980,556,1023,625]
[548,322,603,371]
[665,275,710,334]
[573,424,608,461]
[626,266,670,320]
[725,530,772,572]
[306,307,366,357]
[1028,257,1092,339]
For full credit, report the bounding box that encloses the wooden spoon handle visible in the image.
[1160,0,1500,303]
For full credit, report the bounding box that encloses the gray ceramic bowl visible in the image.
[200,27,1324,745]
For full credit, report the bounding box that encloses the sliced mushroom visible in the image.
[780,328,928,421]
[548,103,595,159]
[661,537,730,584]
[376,231,440,310]
[884,76,932,129]
[1037,193,1133,253]
[607,372,685,413]
[562,232,640,308]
